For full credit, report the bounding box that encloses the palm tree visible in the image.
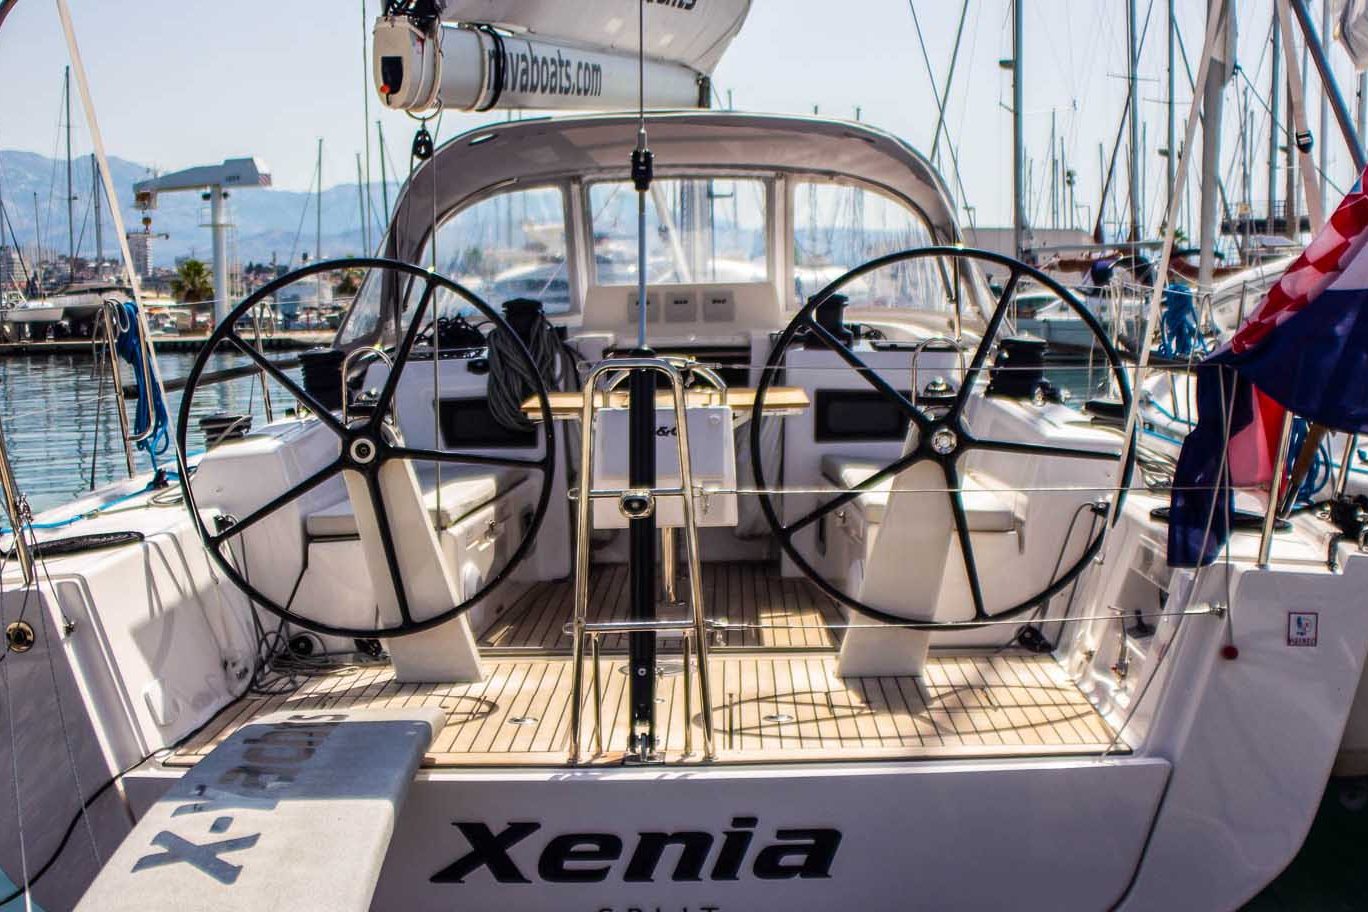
[171,259,214,303]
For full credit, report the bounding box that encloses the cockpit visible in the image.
[176,110,1129,765]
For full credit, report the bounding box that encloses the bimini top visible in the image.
[384,110,964,265]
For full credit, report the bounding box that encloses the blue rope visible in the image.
[114,302,170,468]
[1287,417,1333,505]
[1146,394,1198,428]
[1157,282,1210,360]
[0,469,189,535]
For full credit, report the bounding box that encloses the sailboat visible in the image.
[3,1,1368,910]
[2,68,128,339]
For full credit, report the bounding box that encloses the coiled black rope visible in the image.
[486,310,578,431]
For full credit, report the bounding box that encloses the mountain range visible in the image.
[0,150,396,268]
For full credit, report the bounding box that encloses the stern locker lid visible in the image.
[591,405,738,528]
[76,708,444,912]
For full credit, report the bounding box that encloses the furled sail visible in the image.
[373,0,752,113]
[1337,0,1368,69]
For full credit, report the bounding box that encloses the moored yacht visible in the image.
[3,3,1368,911]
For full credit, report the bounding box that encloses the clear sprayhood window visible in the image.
[337,184,570,347]
[588,177,769,286]
[792,181,945,311]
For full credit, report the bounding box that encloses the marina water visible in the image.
[0,350,299,514]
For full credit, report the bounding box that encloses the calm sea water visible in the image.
[0,350,301,515]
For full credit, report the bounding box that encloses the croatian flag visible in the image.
[1168,168,1368,567]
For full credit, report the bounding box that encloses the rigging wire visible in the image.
[286,155,322,270]
[24,521,102,871]
[907,1,976,228]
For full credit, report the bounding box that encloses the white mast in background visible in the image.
[1198,0,1234,291]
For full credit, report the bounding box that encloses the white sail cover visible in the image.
[439,0,752,74]
[1337,0,1368,69]
[374,0,751,112]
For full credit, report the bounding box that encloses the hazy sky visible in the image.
[0,0,1363,233]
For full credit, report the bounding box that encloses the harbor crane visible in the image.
[133,157,271,323]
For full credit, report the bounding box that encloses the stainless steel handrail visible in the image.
[340,347,396,425]
[909,336,967,405]
[1335,433,1360,500]
[0,416,33,585]
[249,303,274,424]
[97,299,137,477]
[1258,411,1296,568]
[97,297,159,446]
[569,357,717,764]
[603,354,728,395]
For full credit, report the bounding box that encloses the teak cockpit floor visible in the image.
[478,562,844,653]
[169,652,1123,768]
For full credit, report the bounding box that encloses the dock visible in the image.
[0,330,334,356]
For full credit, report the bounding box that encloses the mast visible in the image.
[1319,0,1330,209]
[1197,0,1232,290]
[64,65,76,284]
[1127,0,1141,241]
[91,152,103,269]
[377,120,390,239]
[1166,0,1176,225]
[356,153,369,252]
[1268,15,1281,228]
[32,192,42,291]
[1012,0,1026,260]
[316,138,324,263]
[1285,52,1300,241]
[361,0,374,254]
[1049,109,1058,229]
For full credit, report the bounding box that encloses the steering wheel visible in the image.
[175,257,555,638]
[751,246,1134,628]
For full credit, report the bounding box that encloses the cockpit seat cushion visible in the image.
[820,455,1018,532]
[305,463,529,538]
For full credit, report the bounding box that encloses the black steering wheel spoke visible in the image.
[210,459,343,547]
[951,266,1021,417]
[387,445,548,472]
[363,469,415,627]
[224,332,346,437]
[801,313,930,430]
[784,449,926,537]
[175,257,556,639]
[368,279,439,433]
[943,461,989,620]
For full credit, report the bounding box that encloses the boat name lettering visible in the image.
[431,817,842,884]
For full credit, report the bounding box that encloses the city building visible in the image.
[125,231,155,278]
[0,245,24,294]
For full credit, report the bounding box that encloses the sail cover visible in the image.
[1337,0,1368,69]
[374,0,752,113]
[438,0,752,74]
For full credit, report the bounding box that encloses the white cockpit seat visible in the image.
[306,463,529,538]
[819,455,1018,532]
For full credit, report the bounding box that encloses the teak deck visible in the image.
[478,562,844,653]
[170,562,1120,768]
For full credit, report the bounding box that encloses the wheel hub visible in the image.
[349,436,380,465]
[930,427,959,456]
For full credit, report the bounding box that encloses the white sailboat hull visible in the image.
[3,305,66,323]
